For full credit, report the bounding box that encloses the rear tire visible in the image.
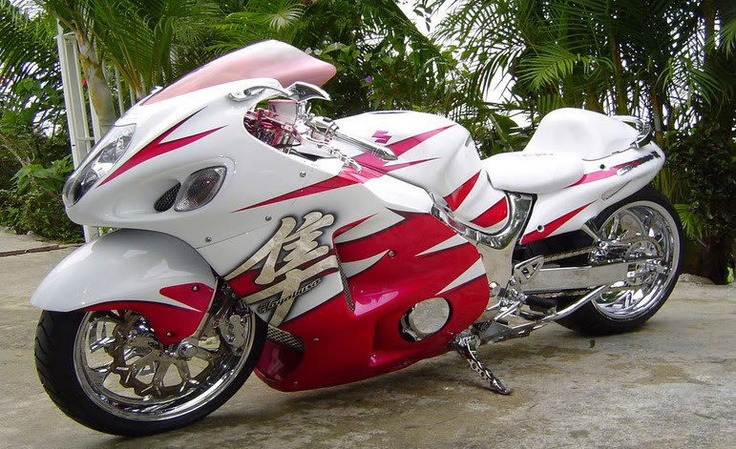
[555,186,683,335]
[35,305,265,436]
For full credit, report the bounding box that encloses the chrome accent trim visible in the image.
[451,333,511,394]
[431,193,533,250]
[433,193,533,292]
[400,298,451,342]
[285,81,331,102]
[513,255,544,284]
[581,219,605,240]
[229,84,292,102]
[540,286,607,322]
[474,285,607,344]
[306,116,397,161]
[611,115,653,149]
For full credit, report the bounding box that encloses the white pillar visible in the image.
[55,24,99,241]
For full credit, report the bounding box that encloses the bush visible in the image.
[667,123,735,284]
[0,155,83,243]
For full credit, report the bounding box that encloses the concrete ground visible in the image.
[0,230,734,449]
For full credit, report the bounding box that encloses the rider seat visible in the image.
[482,108,638,194]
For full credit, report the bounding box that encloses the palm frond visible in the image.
[0,0,59,86]
[719,16,736,57]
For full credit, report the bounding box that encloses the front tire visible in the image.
[555,186,683,335]
[35,304,265,436]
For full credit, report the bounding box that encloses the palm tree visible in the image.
[435,0,736,283]
[436,1,734,132]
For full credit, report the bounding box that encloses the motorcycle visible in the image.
[31,40,682,436]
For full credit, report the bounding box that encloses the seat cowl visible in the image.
[483,152,584,194]
[524,108,638,160]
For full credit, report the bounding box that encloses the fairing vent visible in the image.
[154,183,181,212]
[267,326,305,352]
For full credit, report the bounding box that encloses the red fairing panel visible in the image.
[255,212,489,391]
[85,282,215,345]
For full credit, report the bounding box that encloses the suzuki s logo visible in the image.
[225,211,338,326]
[372,130,391,144]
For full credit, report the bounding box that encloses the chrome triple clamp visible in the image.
[452,334,511,395]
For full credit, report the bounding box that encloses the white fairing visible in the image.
[335,111,510,233]
[523,108,638,159]
[481,108,665,243]
[30,230,216,311]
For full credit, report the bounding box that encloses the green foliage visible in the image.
[0,0,60,88]
[667,124,736,243]
[0,155,83,242]
[290,0,459,119]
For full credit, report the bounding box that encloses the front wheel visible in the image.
[35,301,265,436]
[555,186,683,335]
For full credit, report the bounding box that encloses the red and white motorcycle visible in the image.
[32,41,682,435]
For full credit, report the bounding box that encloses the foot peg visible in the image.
[453,335,511,395]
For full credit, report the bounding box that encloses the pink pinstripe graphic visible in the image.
[233,176,357,212]
[520,202,593,244]
[99,111,224,187]
[444,171,481,210]
[470,197,508,228]
[355,125,454,173]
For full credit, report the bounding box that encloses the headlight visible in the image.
[62,124,136,207]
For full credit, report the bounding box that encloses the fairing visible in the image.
[30,230,216,345]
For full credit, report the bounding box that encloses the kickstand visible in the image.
[452,335,512,395]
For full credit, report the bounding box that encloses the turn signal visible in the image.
[174,166,226,212]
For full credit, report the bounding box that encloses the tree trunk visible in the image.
[682,235,734,284]
[649,90,665,148]
[72,30,117,135]
[609,28,628,115]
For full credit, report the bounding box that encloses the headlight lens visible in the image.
[62,124,136,207]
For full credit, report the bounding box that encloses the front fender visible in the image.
[31,229,217,344]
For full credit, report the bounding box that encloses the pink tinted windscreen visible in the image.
[143,40,337,105]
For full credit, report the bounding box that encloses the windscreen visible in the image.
[143,40,337,105]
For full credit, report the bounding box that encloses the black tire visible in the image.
[35,308,266,436]
[555,186,683,335]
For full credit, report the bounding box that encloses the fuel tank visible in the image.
[335,111,509,232]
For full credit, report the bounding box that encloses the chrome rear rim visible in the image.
[591,201,680,321]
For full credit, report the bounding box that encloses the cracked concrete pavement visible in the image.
[0,231,734,448]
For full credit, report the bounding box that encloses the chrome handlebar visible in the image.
[305,116,398,161]
[229,82,398,161]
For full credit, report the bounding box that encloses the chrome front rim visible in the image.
[590,201,680,321]
[73,308,256,421]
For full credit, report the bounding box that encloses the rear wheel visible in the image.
[35,300,265,436]
[555,186,683,335]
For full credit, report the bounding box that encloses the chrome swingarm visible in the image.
[440,207,663,393]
